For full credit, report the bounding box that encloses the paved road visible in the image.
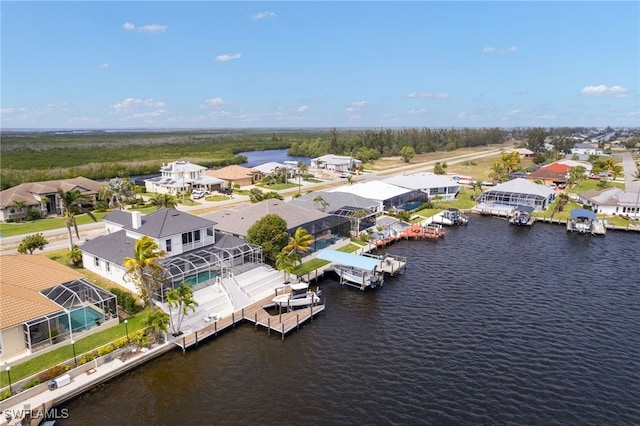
[0,147,508,254]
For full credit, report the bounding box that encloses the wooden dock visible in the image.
[175,294,325,350]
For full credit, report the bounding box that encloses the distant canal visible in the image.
[238,148,309,168]
[58,217,640,425]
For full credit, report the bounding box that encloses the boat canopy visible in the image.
[514,205,535,214]
[317,249,380,272]
[289,283,310,291]
[570,208,597,220]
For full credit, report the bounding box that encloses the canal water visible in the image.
[238,149,309,168]
[58,217,639,425]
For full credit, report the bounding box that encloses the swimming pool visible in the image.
[61,306,104,333]
[398,201,423,211]
[183,271,217,287]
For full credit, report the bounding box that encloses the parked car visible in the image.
[191,188,208,199]
[218,188,232,195]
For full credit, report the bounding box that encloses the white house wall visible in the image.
[82,253,133,291]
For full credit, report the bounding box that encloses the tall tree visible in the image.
[296,162,309,194]
[100,177,136,210]
[166,282,199,336]
[246,214,289,261]
[143,310,170,344]
[526,127,546,153]
[123,236,166,311]
[149,193,178,210]
[282,227,313,257]
[399,146,416,163]
[58,188,97,250]
[275,251,300,283]
[11,200,27,221]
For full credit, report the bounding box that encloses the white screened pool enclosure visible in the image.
[154,235,264,302]
[477,178,555,211]
[24,279,117,353]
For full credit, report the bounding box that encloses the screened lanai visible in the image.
[24,279,117,352]
[477,179,555,211]
[157,239,263,300]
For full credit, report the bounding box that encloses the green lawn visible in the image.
[0,212,109,238]
[292,243,361,276]
[204,195,232,202]
[0,311,148,385]
[256,182,298,190]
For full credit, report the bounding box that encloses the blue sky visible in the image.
[2,1,639,129]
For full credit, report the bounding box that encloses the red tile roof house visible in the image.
[0,176,102,223]
[526,163,572,186]
[80,208,265,306]
[0,255,118,363]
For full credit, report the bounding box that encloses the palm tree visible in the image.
[149,193,178,210]
[282,227,313,256]
[632,170,640,226]
[67,244,83,267]
[100,177,135,210]
[123,236,166,311]
[166,282,199,336]
[313,195,329,212]
[488,161,505,185]
[469,181,483,199]
[297,162,309,194]
[11,200,27,221]
[143,310,170,344]
[58,189,97,250]
[275,251,300,284]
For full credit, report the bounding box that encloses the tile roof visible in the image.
[0,176,103,208]
[0,255,85,329]
[205,165,261,180]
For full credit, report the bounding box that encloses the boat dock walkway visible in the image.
[174,293,325,349]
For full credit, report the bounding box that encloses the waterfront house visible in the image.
[81,209,263,295]
[329,180,424,211]
[290,191,380,234]
[382,172,460,201]
[205,165,263,188]
[205,198,351,251]
[310,154,362,172]
[577,187,640,218]
[0,255,117,363]
[0,176,102,223]
[477,178,555,211]
[144,160,225,196]
[526,162,572,186]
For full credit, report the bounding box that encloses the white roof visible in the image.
[382,173,459,190]
[555,159,593,171]
[312,154,356,165]
[330,180,413,201]
[161,161,206,173]
[485,178,555,197]
[252,162,286,174]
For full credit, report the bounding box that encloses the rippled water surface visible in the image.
[60,217,640,425]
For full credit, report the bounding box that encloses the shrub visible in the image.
[109,287,143,315]
[78,353,95,365]
[0,389,12,401]
[21,377,41,390]
[113,337,129,349]
[97,344,115,357]
[36,364,70,383]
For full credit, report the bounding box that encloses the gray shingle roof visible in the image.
[81,230,137,265]
[289,191,379,212]
[106,209,217,238]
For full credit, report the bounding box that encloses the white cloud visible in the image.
[122,22,167,33]
[203,97,228,106]
[252,11,275,20]
[131,110,167,119]
[408,92,450,99]
[579,85,631,98]
[138,24,167,33]
[506,109,522,116]
[408,108,427,114]
[1,107,14,114]
[111,97,166,113]
[216,53,242,62]
[351,101,367,107]
[296,105,309,112]
[99,63,109,69]
[482,46,517,54]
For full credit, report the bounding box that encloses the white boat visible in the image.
[272,283,321,308]
[432,208,469,226]
[566,208,606,235]
[333,264,384,290]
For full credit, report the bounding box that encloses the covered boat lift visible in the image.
[317,249,384,290]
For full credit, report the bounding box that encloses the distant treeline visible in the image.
[288,127,509,160]
[1,127,530,189]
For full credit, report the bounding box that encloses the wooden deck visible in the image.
[175,294,325,349]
